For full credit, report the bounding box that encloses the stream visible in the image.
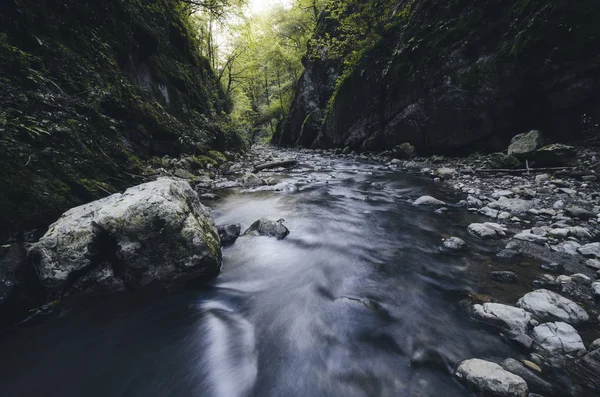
[0,151,543,397]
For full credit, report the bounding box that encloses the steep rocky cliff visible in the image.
[0,0,237,240]
[276,0,600,155]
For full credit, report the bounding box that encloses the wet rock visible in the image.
[489,271,518,284]
[200,193,220,200]
[468,223,508,239]
[489,197,536,214]
[454,358,528,397]
[508,130,543,157]
[592,282,600,299]
[540,262,564,274]
[471,303,532,335]
[565,207,596,220]
[243,218,290,240]
[413,195,446,207]
[443,237,467,251]
[535,143,578,166]
[241,173,265,188]
[568,348,600,392]
[31,178,221,295]
[479,207,500,219]
[570,273,592,285]
[585,259,600,271]
[578,243,600,259]
[218,224,241,247]
[513,230,548,245]
[517,289,589,325]
[342,146,352,155]
[501,359,554,396]
[531,322,586,356]
[532,274,557,289]
[508,333,534,350]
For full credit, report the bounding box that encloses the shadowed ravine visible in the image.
[0,152,553,396]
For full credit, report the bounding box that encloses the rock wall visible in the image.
[0,0,237,240]
[277,0,600,155]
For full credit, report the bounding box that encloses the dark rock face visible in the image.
[278,0,600,155]
[218,224,242,247]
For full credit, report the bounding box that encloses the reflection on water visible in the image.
[0,152,527,397]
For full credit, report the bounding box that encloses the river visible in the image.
[0,150,542,396]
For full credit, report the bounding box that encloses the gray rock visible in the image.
[590,339,600,351]
[578,242,600,259]
[570,273,592,285]
[436,167,456,178]
[553,200,565,210]
[535,174,551,183]
[471,303,532,335]
[413,195,446,207]
[218,224,241,247]
[540,262,563,274]
[501,359,554,395]
[454,358,528,397]
[552,241,581,256]
[200,193,220,200]
[586,259,600,270]
[508,130,543,157]
[516,289,589,324]
[513,230,548,244]
[31,178,221,295]
[243,218,290,240]
[592,282,600,299]
[535,143,578,166]
[508,333,534,350]
[566,207,596,220]
[443,237,467,251]
[467,195,483,208]
[531,322,586,356]
[479,207,500,219]
[242,173,265,188]
[468,223,508,240]
[492,190,515,199]
[489,197,536,214]
[568,348,600,392]
[489,271,518,284]
[391,143,415,159]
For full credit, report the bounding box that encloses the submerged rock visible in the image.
[243,218,290,240]
[31,178,221,295]
[454,358,528,397]
[471,303,532,335]
[489,271,517,284]
[531,322,586,356]
[241,173,265,188]
[516,289,589,325]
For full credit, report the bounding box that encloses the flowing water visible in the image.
[1,151,541,397]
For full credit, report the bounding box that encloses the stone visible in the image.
[578,242,600,258]
[517,289,589,324]
[454,358,528,397]
[200,193,220,200]
[488,197,536,214]
[31,178,221,295]
[590,339,600,351]
[508,130,543,157]
[501,359,554,396]
[532,274,557,289]
[243,218,290,240]
[487,152,522,169]
[552,241,581,255]
[566,207,596,220]
[570,273,592,285]
[467,195,483,208]
[468,223,508,240]
[391,143,415,159]
[479,207,500,219]
[218,224,241,247]
[535,174,551,183]
[508,333,534,350]
[492,190,515,199]
[558,187,577,195]
[513,230,548,244]
[489,271,517,284]
[436,167,456,178]
[592,282,600,299]
[342,146,352,155]
[531,322,586,356]
[471,303,532,335]
[540,262,563,274]
[582,175,598,182]
[568,348,600,391]
[585,259,600,270]
[442,237,467,251]
[568,226,592,240]
[535,143,578,166]
[413,195,446,207]
[241,173,265,188]
[553,200,565,210]
[549,228,569,238]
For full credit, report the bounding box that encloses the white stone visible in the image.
[586,259,600,270]
[454,359,528,397]
[443,237,467,251]
[413,195,446,207]
[549,228,569,238]
[479,207,499,219]
[531,322,586,356]
[471,303,532,335]
[553,200,565,210]
[468,223,508,240]
[517,289,589,324]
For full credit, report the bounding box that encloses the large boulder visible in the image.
[454,358,528,397]
[531,322,586,356]
[507,130,543,157]
[535,143,578,166]
[31,178,221,295]
[471,303,532,335]
[516,289,589,325]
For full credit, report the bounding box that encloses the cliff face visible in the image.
[278,0,600,155]
[0,0,236,239]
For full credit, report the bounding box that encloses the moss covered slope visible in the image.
[0,0,237,240]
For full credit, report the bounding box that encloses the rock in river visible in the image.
[454,358,528,397]
[516,289,589,325]
[468,223,508,239]
[243,218,290,240]
[471,303,532,335]
[500,358,554,395]
[413,195,446,207]
[31,178,222,295]
[531,322,586,356]
[218,224,241,247]
[442,237,467,251]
